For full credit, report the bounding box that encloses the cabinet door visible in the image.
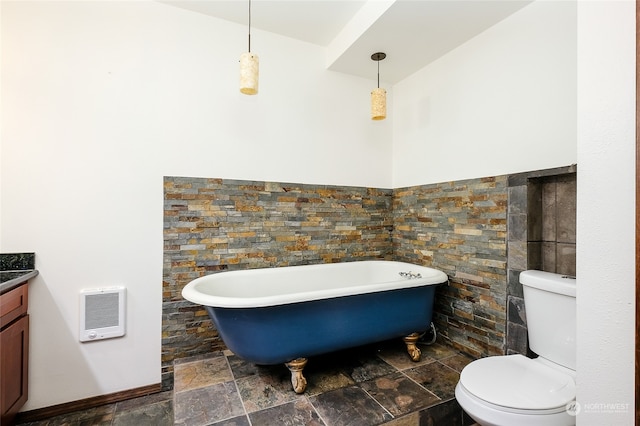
[0,315,29,423]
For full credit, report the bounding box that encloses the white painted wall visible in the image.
[391,0,577,188]
[0,0,391,410]
[576,1,635,424]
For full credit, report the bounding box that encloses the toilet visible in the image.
[455,270,577,426]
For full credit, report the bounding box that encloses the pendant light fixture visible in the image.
[370,52,386,120]
[240,0,258,95]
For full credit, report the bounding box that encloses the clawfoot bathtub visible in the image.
[182,260,448,393]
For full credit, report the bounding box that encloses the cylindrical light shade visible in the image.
[371,88,386,120]
[240,52,259,95]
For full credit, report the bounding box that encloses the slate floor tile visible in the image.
[209,415,252,426]
[304,367,357,396]
[174,381,244,426]
[226,353,263,380]
[374,341,437,371]
[360,372,440,417]
[418,399,469,426]
[309,386,393,426]
[235,367,305,413]
[173,354,233,393]
[17,339,476,426]
[381,412,420,426]
[438,353,474,373]
[404,362,461,401]
[340,353,397,383]
[248,398,325,426]
[112,400,173,426]
[418,343,459,361]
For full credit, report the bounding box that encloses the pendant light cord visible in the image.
[248,0,252,52]
[377,60,380,88]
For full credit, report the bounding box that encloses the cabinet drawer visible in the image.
[0,284,28,329]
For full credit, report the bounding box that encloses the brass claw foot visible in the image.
[403,332,422,362]
[285,358,308,394]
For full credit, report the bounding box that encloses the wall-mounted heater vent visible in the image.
[79,287,125,342]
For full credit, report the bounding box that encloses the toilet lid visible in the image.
[459,355,575,410]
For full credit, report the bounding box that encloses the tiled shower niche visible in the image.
[506,165,577,355]
[528,174,577,276]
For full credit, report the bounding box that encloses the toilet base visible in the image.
[455,383,575,426]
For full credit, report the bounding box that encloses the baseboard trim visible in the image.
[15,383,162,423]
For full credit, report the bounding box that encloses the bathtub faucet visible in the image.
[399,271,422,279]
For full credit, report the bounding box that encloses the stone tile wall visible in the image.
[162,177,393,389]
[392,177,508,358]
[505,166,577,355]
[162,168,575,389]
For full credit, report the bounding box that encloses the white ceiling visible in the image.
[160,0,533,84]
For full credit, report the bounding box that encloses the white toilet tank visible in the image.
[520,270,576,370]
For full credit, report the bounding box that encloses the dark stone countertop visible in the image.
[0,252,37,295]
[0,269,38,295]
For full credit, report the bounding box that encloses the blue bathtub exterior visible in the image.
[205,284,442,365]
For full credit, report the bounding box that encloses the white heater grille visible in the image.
[79,287,125,342]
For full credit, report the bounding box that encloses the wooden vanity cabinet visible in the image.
[0,283,29,425]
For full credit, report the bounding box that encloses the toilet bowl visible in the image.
[455,355,576,426]
[455,270,577,426]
